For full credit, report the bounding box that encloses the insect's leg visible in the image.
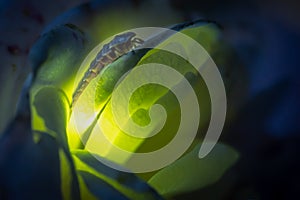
[92,62,105,75]
[88,68,98,78]
[132,37,144,48]
[113,46,126,57]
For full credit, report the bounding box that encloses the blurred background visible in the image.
[0,0,299,199]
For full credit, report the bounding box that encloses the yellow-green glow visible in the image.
[31,103,47,133]
[67,23,221,167]
[65,44,103,148]
[77,175,97,200]
[25,9,239,197]
[59,149,73,200]
[72,153,152,200]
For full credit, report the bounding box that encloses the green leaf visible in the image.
[72,150,162,200]
[67,48,149,149]
[180,23,220,54]
[32,86,80,200]
[32,86,70,147]
[94,49,149,109]
[29,24,92,144]
[79,171,129,200]
[29,24,92,103]
[148,143,239,197]
[82,22,219,164]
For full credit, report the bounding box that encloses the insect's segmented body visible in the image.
[72,32,144,106]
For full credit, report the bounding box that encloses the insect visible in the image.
[71,32,144,107]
